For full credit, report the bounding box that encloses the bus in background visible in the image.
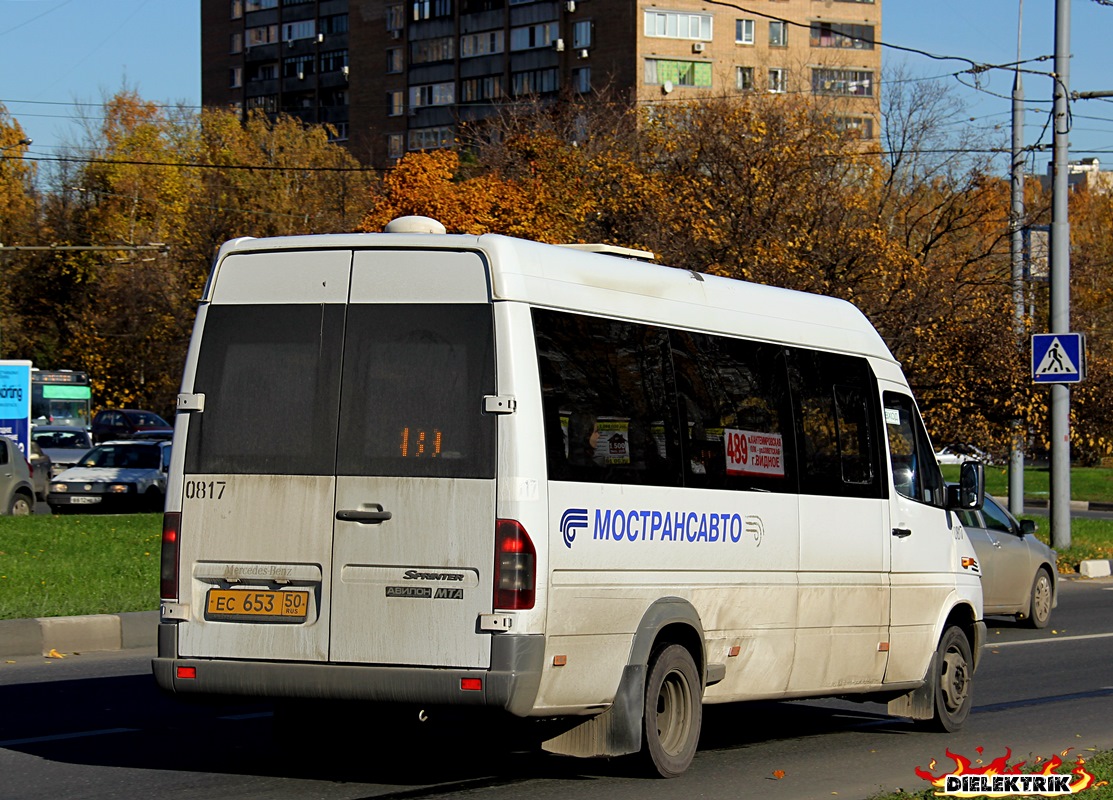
[31,369,92,428]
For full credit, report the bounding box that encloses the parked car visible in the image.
[91,409,173,444]
[31,424,93,477]
[0,436,36,515]
[28,441,52,501]
[936,442,995,465]
[957,494,1057,628]
[48,440,171,513]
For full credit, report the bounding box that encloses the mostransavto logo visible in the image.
[915,747,1101,797]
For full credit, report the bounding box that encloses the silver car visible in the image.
[0,437,36,515]
[958,495,1057,628]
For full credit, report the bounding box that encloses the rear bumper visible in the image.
[152,623,545,716]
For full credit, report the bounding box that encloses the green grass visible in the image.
[0,513,161,620]
[942,465,1113,504]
[870,747,1113,798]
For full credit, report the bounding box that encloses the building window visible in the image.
[461,75,504,102]
[510,22,559,50]
[283,55,315,79]
[735,19,754,44]
[412,0,452,21]
[735,66,754,91]
[644,10,712,40]
[231,0,243,19]
[246,24,278,47]
[408,126,455,151]
[388,90,405,116]
[411,36,454,63]
[283,20,316,43]
[388,133,405,159]
[460,30,504,58]
[573,20,592,49]
[512,67,560,95]
[834,116,875,139]
[812,68,873,96]
[810,22,874,49]
[387,48,403,72]
[230,32,243,54]
[327,122,349,142]
[645,59,712,88]
[320,49,349,72]
[320,15,349,36]
[769,20,787,47]
[230,67,243,88]
[410,82,456,108]
[572,67,591,93]
[244,0,277,10]
[768,67,787,93]
[387,4,405,33]
[247,63,279,82]
[245,94,278,112]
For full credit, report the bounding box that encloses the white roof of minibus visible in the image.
[210,228,897,364]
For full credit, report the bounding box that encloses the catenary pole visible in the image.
[1008,0,1026,517]
[1049,0,1071,549]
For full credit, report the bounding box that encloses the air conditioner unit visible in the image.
[553,38,565,52]
[317,32,324,43]
[565,0,576,11]
[692,42,706,53]
[390,28,401,39]
[578,48,589,59]
[297,70,305,80]
[341,65,350,78]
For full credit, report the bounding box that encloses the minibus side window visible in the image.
[789,350,883,499]
[883,392,945,507]
[670,331,796,493]
[533,309,682,487]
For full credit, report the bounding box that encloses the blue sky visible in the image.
[1,0,1110,174]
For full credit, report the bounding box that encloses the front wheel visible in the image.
[1022,569,1053,629]
[925,626,973,732]
[640,643,702,778]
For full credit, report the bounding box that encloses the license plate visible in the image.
[205,589,310,623]
[70,496,101,504]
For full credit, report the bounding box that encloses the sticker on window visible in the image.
[884,408,902,426]
[725,429,785,477]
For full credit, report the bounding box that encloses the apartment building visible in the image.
[201,0,881,167]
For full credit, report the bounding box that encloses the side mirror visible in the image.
[1019,518,1037,536]
[946,461,985,511]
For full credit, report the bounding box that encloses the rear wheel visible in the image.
[8,492,33,516]
[640,643,702,778]
[926,625,973,732]
[1022,569,1053,629]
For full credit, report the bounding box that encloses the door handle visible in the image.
[336,505,392,524]
[892,527,912,538]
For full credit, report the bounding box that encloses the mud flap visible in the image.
[887,650,938,721]
[541,663,646,758]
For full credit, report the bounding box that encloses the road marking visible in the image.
[0,727,137,747]
[985,631,1113,648]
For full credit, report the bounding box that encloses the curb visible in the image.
[0,610,158,658]
[1024,499,1113,512]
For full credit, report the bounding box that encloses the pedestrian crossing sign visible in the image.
[1032,333,1085,383]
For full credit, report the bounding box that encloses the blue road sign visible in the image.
[1032,333,1085,384]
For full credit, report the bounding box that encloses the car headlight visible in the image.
[51,483,68,493]
[107,484,130,494]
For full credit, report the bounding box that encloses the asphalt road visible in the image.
[1,577,1111,800]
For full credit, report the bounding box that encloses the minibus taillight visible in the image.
[160,512,181,601]
[494,519,535,610]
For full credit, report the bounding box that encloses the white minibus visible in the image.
[154,216,986,777]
